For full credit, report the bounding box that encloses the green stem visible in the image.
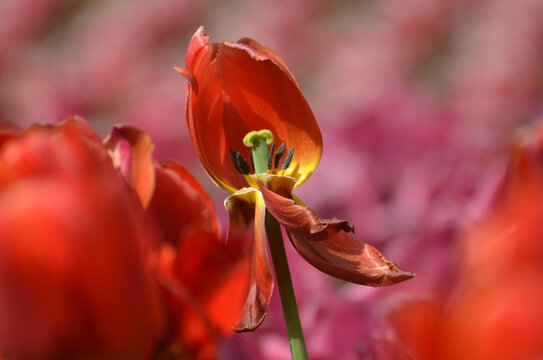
[265,210,308,360]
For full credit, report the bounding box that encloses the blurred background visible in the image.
[2,0,543,359]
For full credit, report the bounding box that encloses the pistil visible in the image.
[243,129,274,174]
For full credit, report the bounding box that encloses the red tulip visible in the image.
[0,117,163,359]
[176,27,414,331]
[104,124,251,359]
[0,118,251,360]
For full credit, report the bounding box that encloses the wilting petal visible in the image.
[216,41,322,185]
[157,229,251,359]
[104,125,156,208]
[225,188,273,331]
[255,174,354,236]
[256,175,414,286]
[147,161,219,244]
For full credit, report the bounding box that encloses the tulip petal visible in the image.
[216,42,322,186]
[103,125,156,208]
[0,119,163,358]
[225,188,273,331]
[181,28,249,192]
[0,116,114,187]
[148,161,219,244]
[0,123,20,148]
[157,229,251,359]
[185,26,210,76]
[256,175,414,286]
[236,37,299,87]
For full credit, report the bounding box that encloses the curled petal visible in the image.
[225,188,273,331]
[256,176,414,286]
[103,125,156,208]
[286,230,415,286]
[174,65,198,94]
[254,174,353,237]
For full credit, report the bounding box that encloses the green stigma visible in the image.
[243,129,274,174]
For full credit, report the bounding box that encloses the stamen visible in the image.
[268,143,275,170]
[230,148,251,174]
[281,146,295,170]
[274,142,286,168]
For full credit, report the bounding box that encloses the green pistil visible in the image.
[243,129,274,174]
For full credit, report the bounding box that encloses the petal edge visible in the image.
[257,180,414,286]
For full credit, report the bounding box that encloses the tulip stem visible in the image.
[265,210,308,360]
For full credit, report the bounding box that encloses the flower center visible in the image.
[230,129,295,175]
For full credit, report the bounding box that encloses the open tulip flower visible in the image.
[176,26,414,336]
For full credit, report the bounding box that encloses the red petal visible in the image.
[0,123,20,148]
[0,118,163,358]
[147,161,219,244]
[256,175,414,286]
[236,37,300,87]
[157,229,251,359]
[225,188,274,331]
[216,42,322,185]
[103,125,156,208]
[181,28,248,192]
[0,116,113,187]
[180,28,322,191]
[388,297,442,360]
[185,26,210,74]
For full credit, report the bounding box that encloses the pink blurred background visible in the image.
[2,0,543,359]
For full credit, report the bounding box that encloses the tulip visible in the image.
[0,117,163,359]
[176,27,414,358]
[0,118,251,360]
[104,124,251,360]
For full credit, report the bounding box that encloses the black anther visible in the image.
[274,142,286,168]
[230,148,251,175]
[281,146,295,170]
[268,143,275,170]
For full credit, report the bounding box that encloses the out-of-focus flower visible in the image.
[176,27,414,332]
[0,117,163,359]
[104,124,251,360]
[0,117,250,360]
[386,124,543,360]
